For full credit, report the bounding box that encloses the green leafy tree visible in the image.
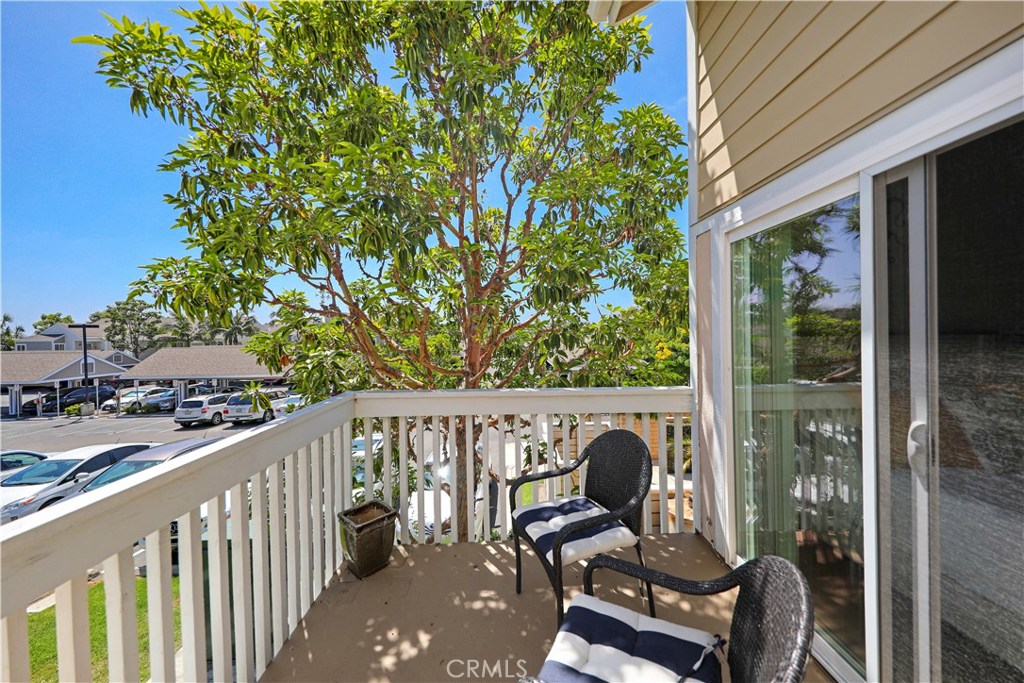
[81,1,688,540]
[32,312,74,334]
[90,299,163,357]
[1,313,25,350]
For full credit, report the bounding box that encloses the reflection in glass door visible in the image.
[876,121,1024,682]
[731,194,865,674]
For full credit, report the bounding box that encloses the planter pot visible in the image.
[339,500,398,578]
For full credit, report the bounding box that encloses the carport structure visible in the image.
[118,345,285,404]
[0,351,127,417]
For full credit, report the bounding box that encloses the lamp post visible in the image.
[69,323,99,391]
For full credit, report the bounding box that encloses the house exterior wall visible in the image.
[18,341,55,351]
[694,0,1024,218]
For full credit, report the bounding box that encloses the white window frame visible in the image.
[55,343,65,351]
[687,36,1023,683]
[14,343,26,351]
[81,360,95,375]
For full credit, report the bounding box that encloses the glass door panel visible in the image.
[932,121,1024,682]
[876,120,1024,682]
[731,194,866,674]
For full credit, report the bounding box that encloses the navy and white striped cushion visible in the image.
[538,594,723,683]
[512,496,637,565]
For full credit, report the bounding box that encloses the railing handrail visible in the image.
[352,385,692,417]
[0,385,693,618]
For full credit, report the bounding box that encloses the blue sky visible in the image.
[1,1,687,328]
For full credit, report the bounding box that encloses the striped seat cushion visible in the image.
[538,594,724,683]
[512,496,637,566]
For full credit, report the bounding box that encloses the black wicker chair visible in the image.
[510,429,654,626]
[528,554,813,683]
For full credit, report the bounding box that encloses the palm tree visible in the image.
[217,311,259,345]
[1,313,25,350]
[159,315,213,347]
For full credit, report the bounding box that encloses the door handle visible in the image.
[907,420,928,473]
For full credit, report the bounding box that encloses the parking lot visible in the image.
[1,413,260,453]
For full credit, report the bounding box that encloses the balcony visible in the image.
[0,387,829,682]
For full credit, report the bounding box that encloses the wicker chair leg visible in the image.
[635,543,656,618]
[513,528,523,595]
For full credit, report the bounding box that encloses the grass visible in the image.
[27,577,181,683]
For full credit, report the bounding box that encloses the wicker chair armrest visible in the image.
[509,459,584,513]
[583,554,741,597]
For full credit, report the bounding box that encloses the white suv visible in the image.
[174,394,233,427]
[222,389,290,424]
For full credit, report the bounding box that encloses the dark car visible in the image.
[43,385,117,412]
[21,390,64,413]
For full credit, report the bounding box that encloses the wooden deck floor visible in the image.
[261,533,832,682]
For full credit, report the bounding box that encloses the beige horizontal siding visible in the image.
[695,0,1024,218]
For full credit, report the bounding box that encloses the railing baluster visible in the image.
[324,429,337,576]
[298,445,312,613]
[579,413,589,492]
[145,526,174,681]
[447,416,458,543]
[55,575,90,682]
[104,547,140,683]
[642,413,653,535]
[674,412,685,532]
[465,414,475,541]
[230,482,256,682]
[432,416,442,544]
[497,415,508,540]
[658,413,669,534]
[481,414,491,541]
[342,421,353,515]
[545,413,556,501]
[208,493,231,683]
[365,417,376,505]
[561,415,571,496]
[332,426,344,564]
[178,508,207,682]
[399,416,410,544]
[311,438,325,598]
[382,418,393,512]
[415,416,425,543]
[269,461,287,655]
[284,451,300,631]
[529,414,540,505]
[1,610,30,682]
[252,468,272,676]
[513,416,523,507]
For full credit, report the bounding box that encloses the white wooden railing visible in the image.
[0,387,692,683]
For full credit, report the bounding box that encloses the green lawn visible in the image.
[28,577,181,683]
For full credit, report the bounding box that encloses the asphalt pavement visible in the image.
[0,412,256,453]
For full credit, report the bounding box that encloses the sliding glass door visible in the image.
[731,194,866,674]
[876,121,1024,682]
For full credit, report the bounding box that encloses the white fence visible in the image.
[0,387,692,682]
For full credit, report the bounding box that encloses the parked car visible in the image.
[274,394,305,417]
[108,387,170,412]
[21,390,64,414]
[42,385,117,412]
[223,389,290,424]
[0,451,48,482]
[100,386,161,412]
[187,383,217,396]
[62,438,223,506]
[143,389,179,413]
[175,394,233,427]
[0,443,159,523]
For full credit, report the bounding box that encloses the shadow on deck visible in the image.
[262,533,831,682]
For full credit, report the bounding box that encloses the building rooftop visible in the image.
[119,345,283,381]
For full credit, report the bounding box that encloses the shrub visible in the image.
[142,403,160,414]
[285,403,297,414]
[125,403,138,414]
[65,404,82,417]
